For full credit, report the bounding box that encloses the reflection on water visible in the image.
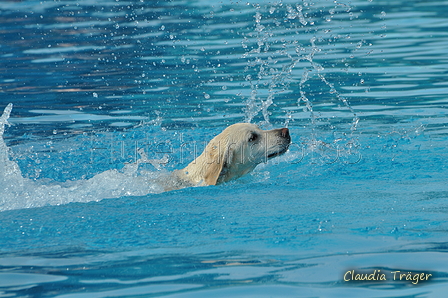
[1,0,446,141]
[3,0,447,135]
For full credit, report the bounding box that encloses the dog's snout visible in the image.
[281,128,290,140]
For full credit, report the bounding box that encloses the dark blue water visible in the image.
[1,0,448,297]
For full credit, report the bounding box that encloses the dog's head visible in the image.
[201,123,291,185]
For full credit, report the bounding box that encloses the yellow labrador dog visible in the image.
[170,123,291,189]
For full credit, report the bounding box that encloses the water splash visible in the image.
[0,104,167,211]
[0,103,26,200]
[242,7,277,126]
[0,103,12,135]
[241,2,360,140]
[298,36,359,138]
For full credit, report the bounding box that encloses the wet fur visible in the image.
[170,123,291,189]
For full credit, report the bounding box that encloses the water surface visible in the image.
[1,0,448,297]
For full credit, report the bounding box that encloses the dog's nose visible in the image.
[281,128,290,141]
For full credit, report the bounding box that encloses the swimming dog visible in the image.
[171,123,291,188]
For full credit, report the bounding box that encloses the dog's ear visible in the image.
[203,139,233,185]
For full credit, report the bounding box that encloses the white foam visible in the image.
[0,104,168,211]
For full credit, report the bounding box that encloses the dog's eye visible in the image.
[248,132,258,142]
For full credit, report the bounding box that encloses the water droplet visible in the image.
[93,92,98,98]
[204,93,210,99]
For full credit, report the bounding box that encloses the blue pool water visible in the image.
[1,0,448,297]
